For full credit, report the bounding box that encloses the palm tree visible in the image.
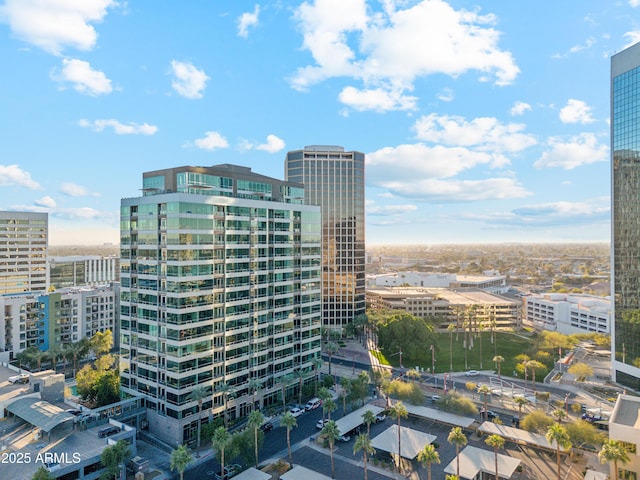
[477,385,491,421]
[323,397,337,421]
[516,354,530,383]
[294,369,307,406]
[551,408,566,424]
[448,427,468,478]
[46,344,64,372]
[248,410,264,468]
[212,426,232,480]
[362,409,376,436]
[478,320,484,369]
[64,339,89,375]
[417,444,440,480]
[281,412,298,466]
[492,355,504,379]
[278,373,294,411]
[599,440,630,480]
[187,385,208,457]
[485,434,505,480]
[318,387,332,423]
[322,420,340,479]
[514,396,528,419]
[325,342,340,376]
[216,382,234,428]
[340,377,351,413]
[353,434,375,480]
[170,444,193,480]
[546,423,571,480]
[526,360,545,391]
[447,323,456,371]
[247,378,262,412]
[312,357,323,394]
[389,401,408,472]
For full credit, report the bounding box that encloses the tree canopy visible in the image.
[376,312,437,364]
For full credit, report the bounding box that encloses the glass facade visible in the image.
[285,146,366,333]
[120,165,322,446]
[612,43,640,388]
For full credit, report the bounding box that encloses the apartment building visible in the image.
[119,164,322,445]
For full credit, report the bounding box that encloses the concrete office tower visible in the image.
[119,164,322,445]
[285,146,366,334]
[0,211,48,294]
[612,42,640,389]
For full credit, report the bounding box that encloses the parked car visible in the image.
[316,419,329,429]
[289,407,304,418]
[465,370,479,376]
[215,464,241,480]
[337,434,351,442]
[8,373,29,384]
[305,398,322,411]
[65,409,82,416]
[98,425,121,438]
[45,462,61,472]
[374,413,386,422]
[431,395,441,402]
[260,421,273,432]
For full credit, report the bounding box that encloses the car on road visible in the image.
[260,421,273,432]
[305,398,322,411]
[214,464,241,480]
[8,373,29,384]
[98,425,121,438]
[289,407,304,418]
[465,370,479,376]
[316,419,329,429]
[375,413,386,422]
[431,395,441,402]
[487,411,499,420]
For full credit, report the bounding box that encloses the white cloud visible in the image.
[78,119,158,135]
[378,177,530,202]
[56,207,104,219]
[0,0,116,55]
[630,0,640,7]
[35,196,56,208]
[559,99,595,124]
[338,85,417,111]
[186,131,229,151]
[170,60,209,99]
[623,31,640,49]
[256,134,285,153]
[534,133,608,170]
[238,4,260,38]
[292,0,519,112]
[552,37,596,58]
[52,58,112,95]
[60,182,100,197]
[368,204,418,215]
[437,88,454,102]
[413,113,537,156]
[0,164,41,189]
[510,101,531,116]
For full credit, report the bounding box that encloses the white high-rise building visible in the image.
[119,164,322,445]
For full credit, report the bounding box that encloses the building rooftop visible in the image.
[610,394,640,428]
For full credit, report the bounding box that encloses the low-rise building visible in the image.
[366,286,520,331]
[524,293,610,334]
[369,271,509,294]
[607,394,640,480]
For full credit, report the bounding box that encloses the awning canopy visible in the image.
[334,404,384,436]
[403,404,475,428]
[6,397,75,433]
[370,424,436,459]
[478,421,570,452]
[444,445,521,480]
[281,466,332,480]
[233,467,271,480]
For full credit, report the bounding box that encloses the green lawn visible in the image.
[379,331,535,377]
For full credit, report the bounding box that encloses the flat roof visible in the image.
[6,397,75,432]
[404,404,476,428]
[370,424,436,459]
[478,422,569,452]
[334,405,384,436]
[281,465,332,480]
[234,467,271,480]
[443,445,521,480]
[610,394,640,428]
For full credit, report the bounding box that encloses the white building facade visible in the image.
[524,293,610,335]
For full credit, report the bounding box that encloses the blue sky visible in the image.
[0,0,635,245]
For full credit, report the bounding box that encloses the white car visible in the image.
[465,370,479,376]
[289,407,304,418]
[8,373,29,384]
[316,419,329,429]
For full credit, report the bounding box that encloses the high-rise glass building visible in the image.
[285,146,365,334]
[612,42,640,388]
[0,211,48,295]
[119,164,322,445]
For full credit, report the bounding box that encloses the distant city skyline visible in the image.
[0,1,633,245]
